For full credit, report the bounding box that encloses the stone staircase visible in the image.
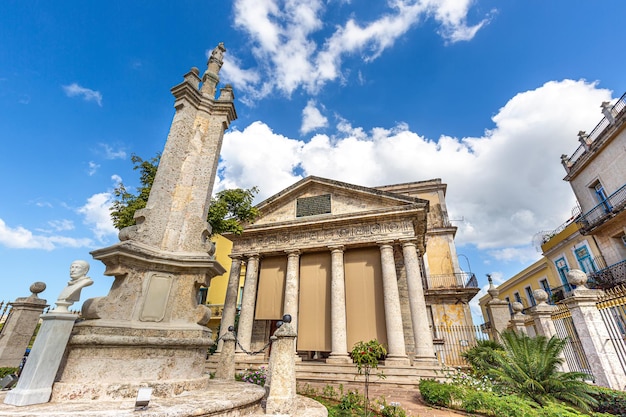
[206,355,444,386]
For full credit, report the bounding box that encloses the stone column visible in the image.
[265,320,297,416]
[528,289,557,338]
[401,240,436,363]
[528,289,569,372]
[215,332,236,380]
[236,254,260,354]
[0,283,48,368]
[378,242,409,365]
[283,250,300,332]
[217,255,243,353]
[484,275,511,342]
[563,270,626,390]
[327,246,351,364]
[509,302,527,335]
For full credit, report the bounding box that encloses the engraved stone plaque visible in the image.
[140,273,173,322]
[296,194,331,217]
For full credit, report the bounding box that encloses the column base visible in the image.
[381,356,410,366]
[325,354,352,364]
[412,356,439,366]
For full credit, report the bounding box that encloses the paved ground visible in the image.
[300,381,468,417]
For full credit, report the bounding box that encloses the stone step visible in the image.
[206,356,445,385]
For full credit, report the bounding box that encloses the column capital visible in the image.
[399,238,417,246]
[285,249,301,257]
[245,253,260,260]
[228,253,244,261]
[376,240,395,248]
[328,245,345,253]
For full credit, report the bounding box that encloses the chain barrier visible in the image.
[219,314,292,356]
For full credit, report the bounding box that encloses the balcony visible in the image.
[577,182,626,234]
[588,259,626,289]
[426,272,478,289]
[562,92,626,172]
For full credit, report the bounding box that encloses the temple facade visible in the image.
[219,176,478,366]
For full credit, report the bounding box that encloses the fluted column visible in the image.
[283,250,301,332]
[401,240,436,362]
[236,254,260,353]
[378,241,409,365]
[217,255,243,353]
[327,246,351,364]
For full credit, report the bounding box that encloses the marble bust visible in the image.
[54,260,93,312]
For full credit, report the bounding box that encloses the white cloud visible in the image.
[224,0,489,99]
[300,100,328,135]
[62,83,103,106]
[220,79,613,264]
[0,219,92,250]
[76,192,117,242]
[47,219,75,232]
[99,143,127,160]
[88,161,100,176]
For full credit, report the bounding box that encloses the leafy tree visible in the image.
[111,153,160,230]
[488,331,598,412]
[350,340,387,416]
[110,153,259,236]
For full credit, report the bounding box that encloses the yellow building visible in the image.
[479,220,602,322]
[201,235,242,339]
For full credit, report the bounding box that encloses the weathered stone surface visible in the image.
[0,381,265,417]
[265,322,297,416]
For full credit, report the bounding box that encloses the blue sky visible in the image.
[1,1,625,321]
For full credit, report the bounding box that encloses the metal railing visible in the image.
[562,92,626,169]
[432,324,492,367]
[426,272,478,289]
[577,182,626,233]
[551,304,594,380]
[588,259,626,289]
[597,284,626,375]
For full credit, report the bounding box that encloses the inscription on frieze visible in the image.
[296,194,331,217]
[234,220,415,252]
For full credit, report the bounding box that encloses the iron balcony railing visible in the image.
[588,259,626,289]
[562,91,626,169]
[426,272,478,289]
[577,182,626,233]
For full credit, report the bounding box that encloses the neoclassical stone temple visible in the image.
[219,176,478,367]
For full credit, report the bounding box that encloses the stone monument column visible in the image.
[563,269,626,390]
[509,302,527,335]
[282,250,300,333]
[400,240,436,362]
[50,43,238,402]
[378,241,409,365]
[217,254,243,352]
[0,283,47,368]
[527,289,569,372]
[484,275,511,342]
[236,254,260,354]
[327,245,351,364]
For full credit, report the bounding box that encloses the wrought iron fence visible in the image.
[588,259,626,289]
[551,304,594,380]
[597,284,626,375]
[577,182,626,233]
[432,324,492,367]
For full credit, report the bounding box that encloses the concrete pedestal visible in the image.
[4,312,76,406]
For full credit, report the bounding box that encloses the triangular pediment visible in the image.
[249,176,429,227]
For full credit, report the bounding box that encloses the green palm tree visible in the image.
[489,330,598,412]
[461,339,505,377]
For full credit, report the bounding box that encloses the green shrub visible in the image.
[0,367,18,378]
[419,379,607,417]
[592,387,626,417]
